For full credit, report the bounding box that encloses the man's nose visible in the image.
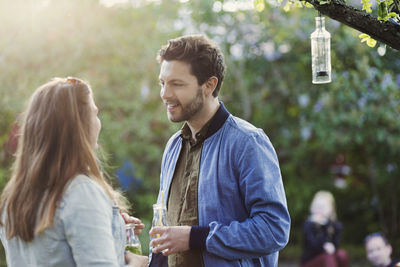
[160,85,172,99]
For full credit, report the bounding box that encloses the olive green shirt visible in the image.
[166,121,211,267]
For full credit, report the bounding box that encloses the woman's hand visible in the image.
[121,213,145,235]
[125,251,148,267]
[323,242,336,254]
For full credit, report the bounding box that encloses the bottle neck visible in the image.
[315,17,325,29]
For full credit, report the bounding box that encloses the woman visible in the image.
[301,190,349,267]
[0,77,148,267]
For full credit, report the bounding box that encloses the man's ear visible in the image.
[203,76,218,97]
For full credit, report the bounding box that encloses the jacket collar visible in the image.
[205,101,230,139]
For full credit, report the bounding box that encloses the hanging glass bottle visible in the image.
[311,15,331,84]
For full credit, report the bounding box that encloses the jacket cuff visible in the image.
[189,226,210,250]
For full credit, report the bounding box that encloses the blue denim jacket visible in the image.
[0,175,129,267]
[151,103,290,267]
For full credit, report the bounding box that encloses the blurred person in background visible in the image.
[365,232,400,267]
[0,77,147,267]
[301,190,349,267]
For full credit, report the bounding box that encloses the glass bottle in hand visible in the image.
[152,204,167,238]
[125,223,142,255]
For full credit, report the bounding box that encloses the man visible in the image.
[149,34,290,267]
[365,232,400,267]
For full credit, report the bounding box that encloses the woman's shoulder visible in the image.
[65,174,103,191]
[68,173,95,186]
[61,174,113,212]
[64,174,99,196]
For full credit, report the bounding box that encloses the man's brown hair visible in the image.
[157,34,226,97]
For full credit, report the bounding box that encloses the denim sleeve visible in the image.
[206,132,291,260]
[60,176,127,267]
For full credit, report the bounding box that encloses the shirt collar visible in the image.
[205,101,230,139]
[181,118,211,144]
[180,101,230,141]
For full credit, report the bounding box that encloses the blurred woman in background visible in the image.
[0,77,147,267]
[301,190,349,267]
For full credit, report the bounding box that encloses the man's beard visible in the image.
[169,87,204,123]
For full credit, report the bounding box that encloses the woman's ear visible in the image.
[203,77,218,97]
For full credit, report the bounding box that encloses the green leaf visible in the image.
[358,33,377,47]
[367,38,377,47]
[301,1,314,7]
[378,1,388,20]
[361,0,373,13]
[254,0,266,12]
[283,2,291,11]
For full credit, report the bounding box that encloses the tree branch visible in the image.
[305,0,400,51]
[393,0,399,14]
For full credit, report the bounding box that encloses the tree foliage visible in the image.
[255,0,400,50]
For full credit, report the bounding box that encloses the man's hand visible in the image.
[149,226,191,256]
[121,213,145,235]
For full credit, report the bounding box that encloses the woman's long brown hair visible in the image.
[0,78,127,242]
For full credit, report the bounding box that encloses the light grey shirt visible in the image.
[0,174,129,267]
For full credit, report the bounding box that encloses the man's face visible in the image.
[366,236,392,266]
[159,60,204,123]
